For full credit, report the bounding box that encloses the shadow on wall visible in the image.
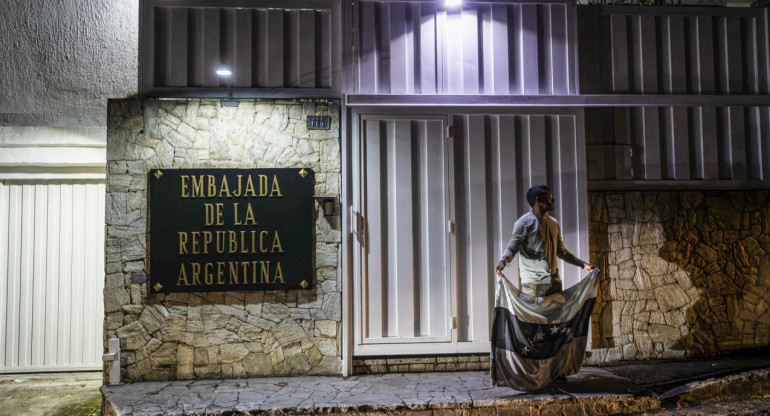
[587,191,770,364]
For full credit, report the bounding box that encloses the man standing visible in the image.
[490,185,600,391]
[494,185,594,298]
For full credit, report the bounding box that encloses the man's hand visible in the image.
[583,263,596,272]
[495,260,507,276]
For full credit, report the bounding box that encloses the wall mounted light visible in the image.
[215,63,237,107]
[445,0,462,7]
[313,195,340,218]
[215,64,233,77]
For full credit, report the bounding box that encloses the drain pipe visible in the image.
[102,338,121,385]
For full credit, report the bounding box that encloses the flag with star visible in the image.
[490,269,600,391]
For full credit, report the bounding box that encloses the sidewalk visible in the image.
[102,354,770,416]
[0,371,102,416]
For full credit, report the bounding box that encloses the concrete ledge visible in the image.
[660,368,770,405]
[101,369,661,416]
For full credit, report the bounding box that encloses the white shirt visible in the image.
[502,211,575,284]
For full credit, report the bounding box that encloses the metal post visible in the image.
[102,337,121,385]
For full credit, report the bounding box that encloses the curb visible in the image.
[657,368,770,408]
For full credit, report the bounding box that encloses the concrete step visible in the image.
[101,364,770,416]
[102,368,660,416]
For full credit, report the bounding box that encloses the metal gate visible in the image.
[0,179,105,373]
[350,109,589,356]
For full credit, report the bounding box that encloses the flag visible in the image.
[491,269,600,391]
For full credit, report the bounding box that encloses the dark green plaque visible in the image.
[148,168,314,293]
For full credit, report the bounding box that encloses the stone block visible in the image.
[655,284,690,312]
[104,287,130,313]
[272,318,308,345]
[116,321,151,351]
[220,343,249,363]
[316,320,337,338]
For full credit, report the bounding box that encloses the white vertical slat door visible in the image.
[0,179,105,373]
[353,115,453,356]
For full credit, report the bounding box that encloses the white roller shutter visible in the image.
[0,179,105,373]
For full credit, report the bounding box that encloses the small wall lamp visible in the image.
[215,64,233,77]
[313,195,340,217]
[215,63,238,107]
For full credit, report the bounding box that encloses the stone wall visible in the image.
[104,98,341,381]
[587,191,770,364]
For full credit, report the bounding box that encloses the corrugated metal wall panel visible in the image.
[353,1,576,95]
[579,6,770,95]
[585,106,768,186]
[141,0,340,96]
[0,180,105,373]
[351,109,589,355]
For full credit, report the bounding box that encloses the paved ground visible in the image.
[3,354,770,416]
[0,372,102,416]
[103,367,661,415]
[101,354,770,416]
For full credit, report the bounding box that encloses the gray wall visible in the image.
[0,0,138,128]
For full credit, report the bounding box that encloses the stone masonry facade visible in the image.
[104,99,341,381]
[587,191,770,364]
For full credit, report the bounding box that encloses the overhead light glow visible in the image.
[215,64,233,77]
[445,0,462,7]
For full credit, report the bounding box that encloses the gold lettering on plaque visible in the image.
[192,263,201,285]
[259,230,269,253]
[177,264,189,285]
[205,263,214,285]
[229,262,239,284]
[178,232,188,254]
[228,231,237,253]
[274,262,284,283]
[241,262,249,284]
[240,231,248,254]
[270,175,283,197]
[191,175,204,197]
[180,175,189,197]
[217,262,225,284]
[260,261,270,283]
[272,231,284,253]
[191,231,200,254]
[233,203,241,225]
[215,203,223,225]
[216,231,225,253]
[203,231,212,254]
[259,175,268,196]
[204,203,224,226]
[219,175,231,198]
[233,175,243,197]
[244,203,256,225]
[207,175,216,197]
[244,175,256,197]
[204,204,215,225]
